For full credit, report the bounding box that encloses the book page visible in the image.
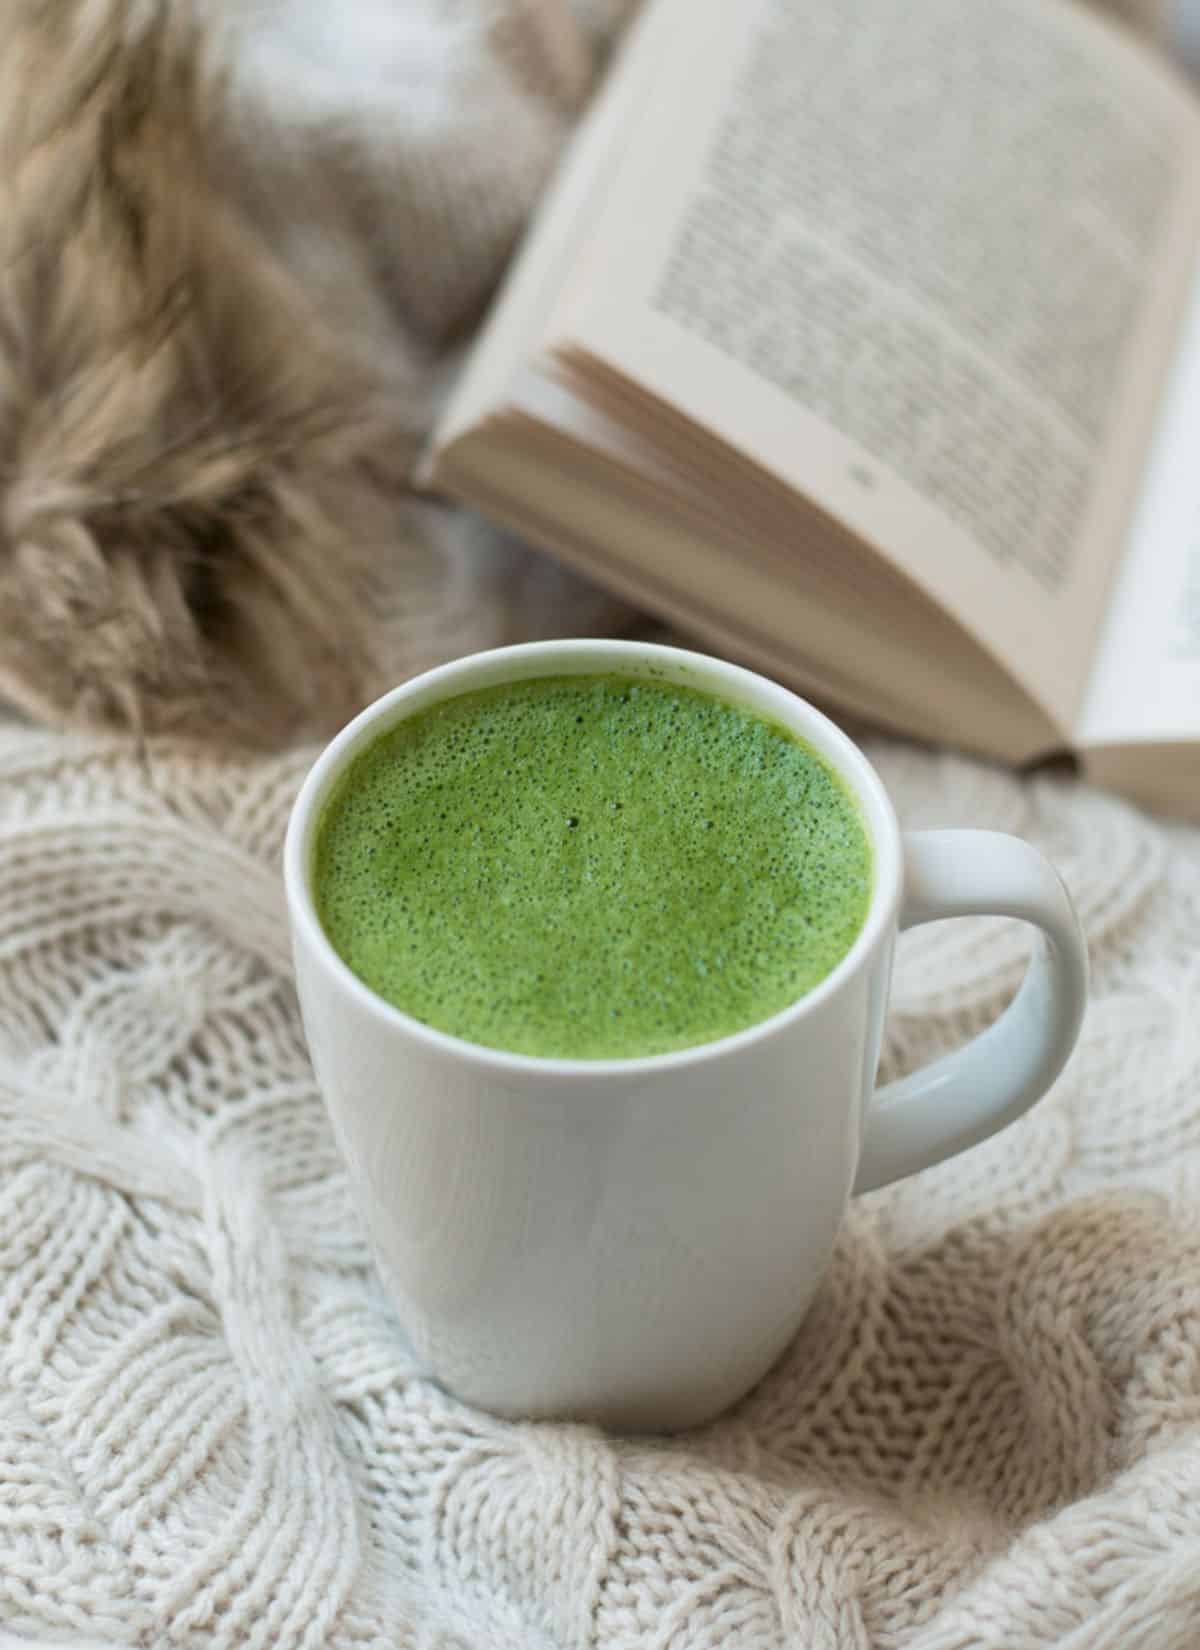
[550,0,1200,731]
[419,0,674,470]
[1076,250,1200,748]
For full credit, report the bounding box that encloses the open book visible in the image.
[420,0,1200,817]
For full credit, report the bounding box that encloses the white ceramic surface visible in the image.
[284,641,1087,1431]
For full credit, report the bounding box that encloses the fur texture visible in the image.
[0,0,589,741]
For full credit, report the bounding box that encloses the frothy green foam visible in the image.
[313,673,872,1059]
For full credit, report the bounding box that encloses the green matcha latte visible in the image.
[312,674,872,1060]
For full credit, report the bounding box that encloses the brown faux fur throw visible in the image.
[0,0,617,742]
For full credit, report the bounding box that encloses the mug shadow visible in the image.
[696,1191,1198,1517]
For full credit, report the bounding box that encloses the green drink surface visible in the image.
[313,674,872,1059]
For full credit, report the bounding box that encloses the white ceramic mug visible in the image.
[285,640,1087,1431]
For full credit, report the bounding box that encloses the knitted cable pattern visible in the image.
[1,724,1198,1648]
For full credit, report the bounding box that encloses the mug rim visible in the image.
[283,640,903,1080]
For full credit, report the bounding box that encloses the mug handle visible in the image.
[853,829,1088,1195]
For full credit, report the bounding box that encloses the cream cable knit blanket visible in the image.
[5,0,1200,1646]
[2,724,1200,1649]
